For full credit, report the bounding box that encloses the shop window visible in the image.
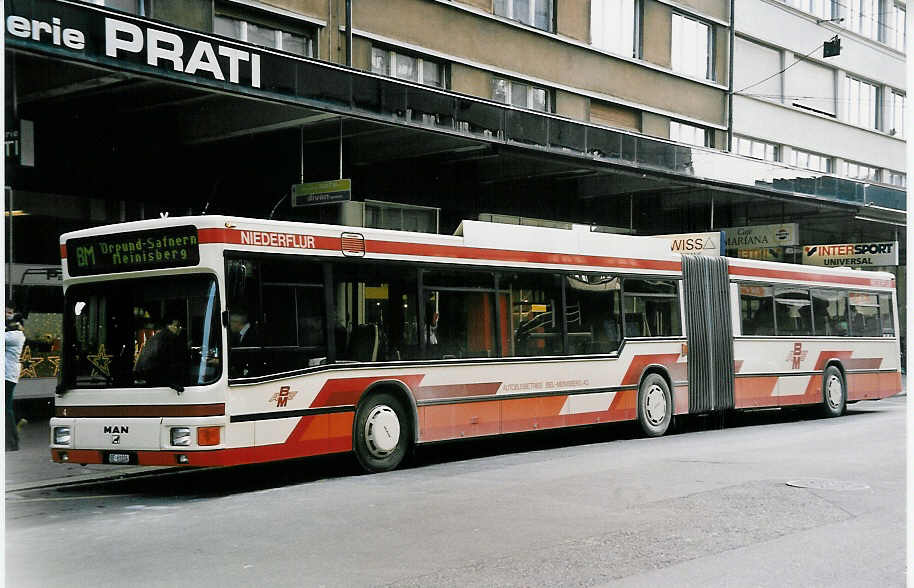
[622,279,682,337]
[848,292,881,336]
[371,46,446,88]
[564,274,622,354]
[774,287,813,336]
[495,0,553,31]
[492,78,551,112]
[225,257,327,378]
[214,12,314,57]
[502,272,565,357]
[671,13,711,80]
[740,284,774,336]
[811,289,848,336]
[591,0,638,57]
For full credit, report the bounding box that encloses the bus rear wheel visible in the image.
[638,373,672,437]
[821,366,846,418]
[353,392,410,473]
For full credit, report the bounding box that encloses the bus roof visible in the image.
[60,215,895,287]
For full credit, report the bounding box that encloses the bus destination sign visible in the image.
[66,226,200,276]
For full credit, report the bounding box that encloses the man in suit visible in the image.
[228,309,260,377]
[229,309,258,347]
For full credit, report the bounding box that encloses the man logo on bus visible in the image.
[269,386,298,408]
[789,343,807,369]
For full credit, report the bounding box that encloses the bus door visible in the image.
[681,255,734,413]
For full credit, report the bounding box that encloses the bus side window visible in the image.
[422,270,497,359]
[739,284,774,336]
[623,278,682,338]
[774,287,812,336]
[503,272,564,357]
[879,294,895,336]
[811,289,848,336]
[848,292,880,337]
[564,274,621,354]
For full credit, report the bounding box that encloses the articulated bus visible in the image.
[50,217,901,472]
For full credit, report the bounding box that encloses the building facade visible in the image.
[4,0,905,403]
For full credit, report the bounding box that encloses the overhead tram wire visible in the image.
[735,41,826,95]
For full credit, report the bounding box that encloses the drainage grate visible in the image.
[785,478,870,491]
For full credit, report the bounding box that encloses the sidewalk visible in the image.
[4,419,168,492]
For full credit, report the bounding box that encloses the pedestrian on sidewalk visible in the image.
[5,305,26,451]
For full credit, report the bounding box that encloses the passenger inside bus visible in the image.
[134,313,188,392]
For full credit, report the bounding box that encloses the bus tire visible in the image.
[821,366,846,418]
[638,373,672,437]
[353,392,410,473]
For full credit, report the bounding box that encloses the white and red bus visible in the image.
[50,216,901,472]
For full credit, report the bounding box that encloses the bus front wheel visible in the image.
[821,366,846,418]
[638,373,672,437]
[353,392,410,473]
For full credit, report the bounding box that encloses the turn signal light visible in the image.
[197,426,220,446]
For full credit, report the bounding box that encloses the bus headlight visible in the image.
[170,427,191,446]
[53,426,71,445]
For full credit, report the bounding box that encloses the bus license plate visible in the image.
[108,453,131,464]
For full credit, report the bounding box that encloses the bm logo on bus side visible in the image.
[788,343,808,370]
[269,386,298,408]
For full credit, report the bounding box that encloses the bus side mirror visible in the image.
[222,310,229,327]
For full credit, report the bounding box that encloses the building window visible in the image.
[847,0,880,40]
[591,0,638,57]
[89,0,141,14]
[735,136,779,161]
[671,13,711,80]
[886,3,906,50]
[840,160,880,181]
[887,90,905,136]
[214,13,313,57]
[844,76,879,130]
[887,171,906,187]
[495,0,553,32]
[783,0,832,18]
[670,121,708,147]
[789,148,831,173]
[371,47,445,88]
[492,78,550,112]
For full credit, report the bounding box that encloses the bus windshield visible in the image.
[64,274,222,390]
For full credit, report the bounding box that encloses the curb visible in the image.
[6,466,182,493]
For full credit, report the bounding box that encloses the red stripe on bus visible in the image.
[812,351,883,371]
[198,228,680,271]
[620,353,686,386]
[414,382,502,401]
[55,404,226,418]
[367,239,681,271]
[60,244,67,260]
[733,376,779,408]
[729,265,893,288]
[309,375,426,408]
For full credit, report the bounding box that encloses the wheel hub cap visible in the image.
[826,375,843,408]
[365,405,400,457]
[644,385,667,426]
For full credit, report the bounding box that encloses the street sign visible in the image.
[292,179,351,207]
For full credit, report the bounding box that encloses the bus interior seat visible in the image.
[349,324,380,362]
[624,313,647,338]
